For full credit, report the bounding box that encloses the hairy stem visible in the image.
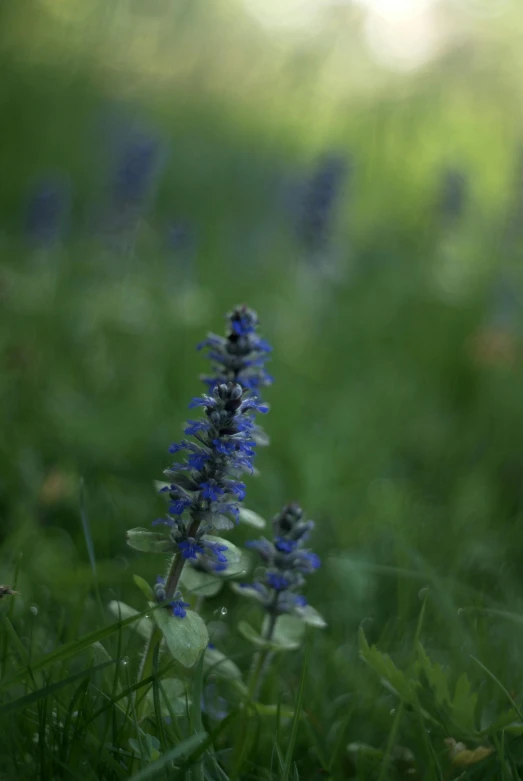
[134,517,202,721]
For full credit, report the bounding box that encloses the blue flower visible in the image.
[202,540,228,564]
[154,379,266,539]
[25,175,70,248]
[187,453,210,471]
[184,420,210,436]
[152,518,172,527]
[171,598,190,619]
[242,503,319,617]
[147,308,272,611]
[299,551,321,571]
[169,498,192,516]
[245,539,273,561]
[222,480,246,501]
[198,306,273,404]
[296,152,348,256]
[266,573,291,591]
[240,398,270,414]
[212,439,236,455]
[275,538,297,554]
[200,481,225,501]
[189,395,216,409]
[155,577,190,619]
[179,539,205,560]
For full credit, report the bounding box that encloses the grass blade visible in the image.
[127,732,207,781]
[282,638,309,781]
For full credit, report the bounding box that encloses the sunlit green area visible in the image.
[2,1,523,778]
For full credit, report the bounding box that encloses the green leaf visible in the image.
[346,742,385,774]
[127,732,207,781]
[220,551,250,577]
[129,734,161,762]
[253,702,295,719]
[238,508,266,529]
[143,678,188,719]
[108,601,153,640]
[230,583,265,603]
[452,673,478,734]
[295,605,327,629]
[482,710,521,735]
[180,567,223,598]
[415,643,451,704]
[134,575,154,601]
[271,615,306,649]
[208,514,235,531]
[238,620,297,652]
[90,641,118,691]
[126,528,174,554]
[417,643,478,734]
[152,604,208,668]
[358,629,413,703]
[238,620,274,650]
[204,645,246,689]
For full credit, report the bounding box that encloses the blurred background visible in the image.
[2,0,523,665]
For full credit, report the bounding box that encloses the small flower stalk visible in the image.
[235,502,325,700]
[239,502,321,622]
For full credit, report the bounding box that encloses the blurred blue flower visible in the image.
[438,166,468,227]
[101,125,165,250]
[25,175,70,248]
[296,152,348,255]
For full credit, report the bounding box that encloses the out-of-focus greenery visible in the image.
[3,1,523,778]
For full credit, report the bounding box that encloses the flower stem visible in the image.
[165,517,201,599]
[247,611,278,700]
[134,518,202,721]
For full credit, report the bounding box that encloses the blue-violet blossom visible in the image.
[156,382,268,579]
[198,305,273,394]
[241,502,320,616]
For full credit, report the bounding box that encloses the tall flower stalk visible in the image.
[128,306,272,717]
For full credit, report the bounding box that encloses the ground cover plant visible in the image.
[5,2,523,779]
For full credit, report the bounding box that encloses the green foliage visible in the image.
[151,603,209,669]
[4,2,523,778]
[126,529,175,554]
[238,507,267,529]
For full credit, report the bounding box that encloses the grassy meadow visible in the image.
[2,1,523,778]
